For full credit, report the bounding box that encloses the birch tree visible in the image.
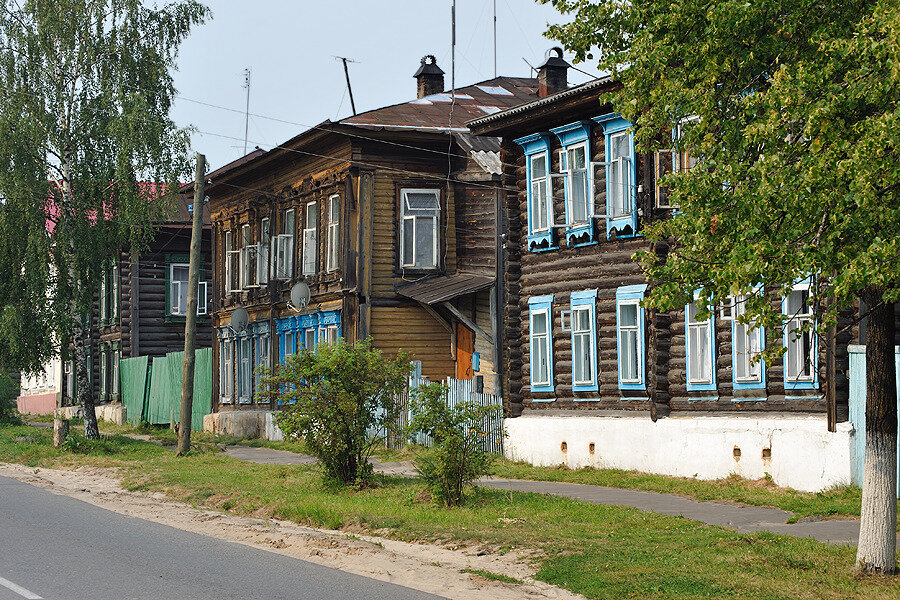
[0,0,208,438]
[542,0,899,573]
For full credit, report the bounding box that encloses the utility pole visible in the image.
[177,152,206,456]
[451,0,456,93]
[335,56,358,116]
[243,68,251,155]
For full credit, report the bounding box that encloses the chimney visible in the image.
[537,47,569,97]
[414,55,445,99]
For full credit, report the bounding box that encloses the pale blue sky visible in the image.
[169,0,601,171]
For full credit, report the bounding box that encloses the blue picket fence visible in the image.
[848,345,900,497]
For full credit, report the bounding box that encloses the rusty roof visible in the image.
[396,274,494,305]
[340,76,538,132]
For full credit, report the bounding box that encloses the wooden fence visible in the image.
[383,376,504,454]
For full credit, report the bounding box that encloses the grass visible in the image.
[459,568,522,585]
[1,423,898,600]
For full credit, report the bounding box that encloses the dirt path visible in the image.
[0,462,584,600]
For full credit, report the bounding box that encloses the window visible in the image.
[304,328,316,351]
[400,188,440,269]
[595,115,637,238]
[238,336,251,403]
[529,154,550,232]
[273,209,295,280]
[723,295,765,388]
[258,217,270,285]
[528,295,554,393]
[99,260,117,325]
[551,121,598,245]
[560,144,590,224]
[112,344,120,399]
[784,284,816,388]
[225,230,240,294]
[654,120,699,209]
[220,337,234,402]
[281,330,295,364]
[320,325,339,345]
[686,300,716,391]
[616,285,646,389]
[99,344,108,400]
[65,360,73,398]
[239,223,257,289]
[569,290,598,391]
[327,195,340,272]
[302,202,317,276]
[169,263,207,316]
[515,133,555,251]
[253,332,269,398]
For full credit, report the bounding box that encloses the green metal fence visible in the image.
[120,348,211,431]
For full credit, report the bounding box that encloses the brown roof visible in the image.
[396,274,494,305]
[341,77,538,132]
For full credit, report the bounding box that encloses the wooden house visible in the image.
[204,57,538,433]
[468,52,869,492]
[59,192,213,409]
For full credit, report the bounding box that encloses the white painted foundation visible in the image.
[505,414,854,493]
[203,410,284,441]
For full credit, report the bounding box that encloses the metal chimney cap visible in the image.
[414,54,445,77]
[539,47,570,69]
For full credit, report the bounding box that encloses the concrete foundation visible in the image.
[505,413,854,493]
[204,410,284,440]
[54,404,126,425]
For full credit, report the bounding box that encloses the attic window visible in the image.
[475,85,514,96]
[427,93,475,102]
[477,106,502,115]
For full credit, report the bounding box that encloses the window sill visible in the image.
[687,382,717,392]
[607,213,638,239]
[618,381,646,391]
[527,231,557,253]
[733,380,766,391]
[572,383,599,393]
[784,380,817,390]
[564,222,597,247]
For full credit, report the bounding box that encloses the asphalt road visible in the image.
[0,476,445,600]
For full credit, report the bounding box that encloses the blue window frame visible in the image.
[217,327,235,404]
[783,280,817,390]
[551,121,597,247]
[569,289,598,392]
[514,133,556,252]
[616,285,646,390]
[685,298,717,393]
[528,295,554,394]
[721,295,766,395]
[594,114,638,239]
[277,310,343,363]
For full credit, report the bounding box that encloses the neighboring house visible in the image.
[59,192,213,407]
[204,56,539,432]
[468,57,867,493]
[17,359,59,415]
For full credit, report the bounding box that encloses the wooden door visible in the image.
[456,323,475,379]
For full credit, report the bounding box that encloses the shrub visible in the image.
[262,338,411,485]
[408,382,498,506]
[0,372,21,425]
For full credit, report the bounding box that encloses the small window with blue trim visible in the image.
[594,115,638,238]
[568,289,598,392]
[528,295,554,393]
[616,285,646,390]
[721,295,765,389]
[514,133,556,252]
[783,283,816,389]
[686,299,716,392]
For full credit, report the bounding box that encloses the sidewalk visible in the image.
[223,445,885,548]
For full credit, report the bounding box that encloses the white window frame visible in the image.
[238,336,251,403]
[170,263,206,316]
[273,209,296,281]
[258,217,270,285]
[304,328,316,351]
[571,305,596,387]
[327,195,340,272]
[221,338,234,402]
[725,295,764,385]
[608,131,632,217]
[686,300,716,388]
[559,142,591,225]
[528,153,551,232]
[225,230,240,294]
[529,307,552,388]
[302,202,317,277]
[617,299,642,385]
[320,324,339,345]
[784,284,816,385]
[400,188,440,269]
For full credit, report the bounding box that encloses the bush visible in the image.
[263,338,411,485]
[0,372,21,425]
[408,382,498,506]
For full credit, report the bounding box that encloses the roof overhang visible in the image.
[396,274,494,304]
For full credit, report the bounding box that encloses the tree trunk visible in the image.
[53,418,69,447]
[73,316,100,440]
[855,289,897,574]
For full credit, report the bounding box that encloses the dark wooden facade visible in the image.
[207,68,539,412]
[470,78,868,421]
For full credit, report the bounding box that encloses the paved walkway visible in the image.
[220,445,888,548]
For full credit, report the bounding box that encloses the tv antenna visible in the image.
[334,56,358,116]
[242,68,251,155]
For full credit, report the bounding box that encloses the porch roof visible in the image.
[395,274,494,305]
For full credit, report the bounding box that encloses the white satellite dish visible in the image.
[230,307,250,332]
[290,282,311,310]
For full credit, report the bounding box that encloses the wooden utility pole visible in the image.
[177,152,206,456]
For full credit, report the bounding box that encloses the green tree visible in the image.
[264,339,412,485]
[543,0,898,573]
[0,371,20,424]
[0,0,209,439]
[408,382,497,506]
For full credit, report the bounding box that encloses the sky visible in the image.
[169,0,603,172]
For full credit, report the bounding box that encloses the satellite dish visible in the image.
[290,282,311,309]
[230,307,250,332]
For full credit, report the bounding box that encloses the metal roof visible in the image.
[341,76,538,132]
[396,274,494,305]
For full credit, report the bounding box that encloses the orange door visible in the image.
[456,323,475,379]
